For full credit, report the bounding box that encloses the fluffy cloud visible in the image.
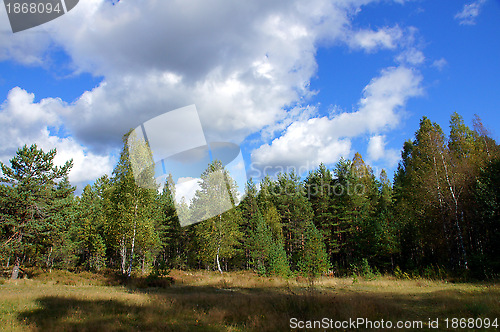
[250,117,352,176]
[0,9,53,65]
[455,0,487,25]
[175,177,201,204]
[251,66,422,175]
[2,1,420,147]
[367,135,400,167]
[0,0,426,186]
[0,88,114,186]
[432,58,448,71]
[396,48,425,65]
[348,27,403,52]
[27,0,350,150]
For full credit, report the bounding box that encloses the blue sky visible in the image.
[0,0,499,196]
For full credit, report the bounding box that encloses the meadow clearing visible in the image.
[0,270,498,331]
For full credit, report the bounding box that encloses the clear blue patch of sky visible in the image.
[403,0,500,140]
[0,46,103,103]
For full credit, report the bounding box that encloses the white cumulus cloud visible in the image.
[455,0,487,25]
[348,26,403,52]
[367,135,400,167]
[0,0,427,186]
[251,66,423,176]
[0,88,114,187]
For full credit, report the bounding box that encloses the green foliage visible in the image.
[0,144,73,278]
[248,212,290,277]
[422,265,447,280]
[393,114,500,276]
[104,131,161,276]
[350,258,380,280]
[195,208,243,271]
[297,222,330,280]
[193,161,243,272]
[154,175,187,269]
[73,180,108,271]
[394,266,411,280]
[1,112,498,280]
[305,163,340,265]
[270,171,314,269]
[472,159,500,278]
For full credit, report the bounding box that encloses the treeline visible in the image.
[1,112,499,280]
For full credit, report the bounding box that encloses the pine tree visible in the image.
[0,144,73,279]
[330,158,355,270]
[374,170,398,270]
[43,176,77,270]
[473,159,500,277]
[305,163,339,266]
[392,114,500,274]
[236,179,260,269]
[272,171,314,269]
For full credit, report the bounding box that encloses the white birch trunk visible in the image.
[127,203,138,277]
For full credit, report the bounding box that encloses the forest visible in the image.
[1,112,499,281]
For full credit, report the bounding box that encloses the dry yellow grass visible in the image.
[0,270,498,331]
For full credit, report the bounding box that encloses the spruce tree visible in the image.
[74,178,109,271]
[248,211,290,277]
[155,175,185,270]
[297,221,330,283]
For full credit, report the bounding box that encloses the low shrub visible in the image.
[140,274,174,288]
[351,258,380,280]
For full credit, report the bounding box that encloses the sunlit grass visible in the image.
[0,270,498,331]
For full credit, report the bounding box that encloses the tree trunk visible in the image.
[46,246,53,269]
[127,218,137,277]
[127,203,139,277]
[141,253,146,275]
[120,236,127,275]
[11,256,20,280]
[440,152,468,269]
[216,246,223,274]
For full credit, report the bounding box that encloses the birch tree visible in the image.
[193,161,243,273]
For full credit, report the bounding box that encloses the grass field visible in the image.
[0,270,498,331]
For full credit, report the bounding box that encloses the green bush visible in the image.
[151,260,171,278]
[351,259,379,280]
[422,265,447,280]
